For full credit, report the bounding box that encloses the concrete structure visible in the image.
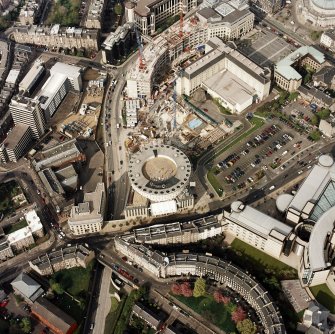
[29,244,94,276]
[128,144,191,202]
[250,0,282,14]
[202,70,255,113]
[101,23,136,65]
[301,301,333,333]
[127,37,169,99]
[125,99,140,128]
[222,201,293,259]
[176,37,271,107]
[19,60,45,95]
[11,272,44,303]
[125,0,197,35]
[68,183,105,235]
[12,25,99,51]
[9,95,47,140]
[85,0,106,29]
[0,124,33,163]
[31,297,77,334]
[114,237,286,334]
[37,62,82,120]
[279,155,335,287]
[299,0,335,28]
[126,1,255,98]
[33,139,85,171]
[320,30,335,50]
[274,46,325,92]
[127,214,224,244]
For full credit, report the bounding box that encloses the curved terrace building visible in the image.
[114,236,287,334]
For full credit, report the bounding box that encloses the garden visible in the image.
[0,181,24,218]
[171,278,257,334]
[47,260,95,323]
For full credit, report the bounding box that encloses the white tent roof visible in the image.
[150,200,177,216]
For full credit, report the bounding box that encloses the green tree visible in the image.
[309,130,321,141]
[318,108,331,120]
[193,277,206,297]
[50,281,64,294]
[310,31,321,41]
[288,92,299,101]
[114,3,122,15]
[20,317,31,334]
[236,319,257,334]
[311,114,320,126]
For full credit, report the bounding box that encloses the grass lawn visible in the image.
[110,297,119,312]
[51,260,94,297]
[174,295,236,332]
[310,284,335,313]
[231,239,294,272]
[4,219,28,234]
[104,295,127,334]
[207,169,224,196]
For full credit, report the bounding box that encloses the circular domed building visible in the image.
[299,0,335,27]
[128,144,192,202]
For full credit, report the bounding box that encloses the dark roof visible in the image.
[133,303,164,329]
[185,52,226,79]
[224,8,251,24]
[313,66,335,86]
[298,86,334,105]
[197,7,220,20]
[31,297,76,332]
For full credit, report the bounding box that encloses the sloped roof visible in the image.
[11,272,43,301]
[31,297,77,332]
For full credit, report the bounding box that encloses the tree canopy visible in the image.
[193,277,206,298]
[236,319,257,334]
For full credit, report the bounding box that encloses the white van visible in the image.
[282,150,288,156]
[269,185,275,190]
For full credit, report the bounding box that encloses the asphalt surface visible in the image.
[103,52,138,219]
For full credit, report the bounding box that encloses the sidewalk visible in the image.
[93,266,112,334]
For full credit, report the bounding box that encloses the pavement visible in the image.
[92,266,112,334]
[103,52,139,219]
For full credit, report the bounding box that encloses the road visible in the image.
[98,245,224,334]
[103,52,138,219]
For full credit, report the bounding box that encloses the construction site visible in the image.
[123,8,245,159]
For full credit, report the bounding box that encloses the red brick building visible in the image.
[31,297,77,334]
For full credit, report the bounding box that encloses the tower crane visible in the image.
[135,28,146,70]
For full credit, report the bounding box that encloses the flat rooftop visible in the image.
[50,62,81,78]
[203,69,254,107]
[227,201,293,238]
[19,61,44,91]
[3,124,31,149]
